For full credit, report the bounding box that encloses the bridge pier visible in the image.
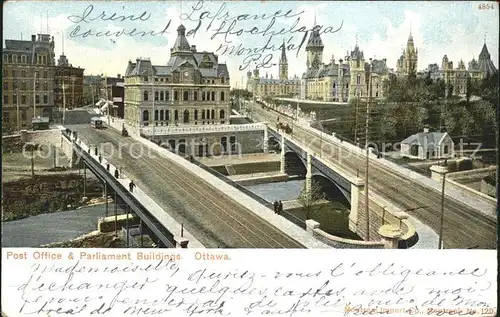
[349,183,362,233]
[263,127,268,153]
[305,153,312,199]
[280,134,285,174]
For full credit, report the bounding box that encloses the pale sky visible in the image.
[3,1,499,88]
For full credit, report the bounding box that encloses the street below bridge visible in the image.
[251,104,497,249]
[67,124,305,249]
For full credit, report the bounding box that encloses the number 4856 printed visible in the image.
[478,3,496,10]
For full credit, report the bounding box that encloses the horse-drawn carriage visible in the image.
[277,122,292,134]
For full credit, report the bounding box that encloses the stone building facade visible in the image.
[421,42,498,97]
[246,43,300,98]
[2,34,56,133]
[396,32,418,77]
[54,54,84,111]
[124,25,231,127]
[300,28,389,102]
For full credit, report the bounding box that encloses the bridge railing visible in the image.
[61,130,179,248]
[141,123,266,136]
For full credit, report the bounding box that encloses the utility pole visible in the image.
[62,77,66,125]
[16,89,20,132]
[33,70,37,118]
[354,97,358,145]
[72,76,75,109]
[438,172,447,249]
[364,59,373,241]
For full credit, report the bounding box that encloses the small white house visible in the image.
[401,128,455,160]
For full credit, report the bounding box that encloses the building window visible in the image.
[21,110,27,120]
[3,81,8,90]
[160,91,164,101]
[12,54,18,63]
[356,75,360,85]
[143,76,148,82]
[42,94,47,104]
[211,109,215,119]
[21,95,26,104]
[174,110,179,121]
[212,79,215,84]
[230,136,236,151]
[174,91,178,101]
[194,91,198,101]
[3,95,8,104]
[155,110,159,120]
[3,112,9,122]
[166,91,169,101]
[202,92,206,101]
[155,91,159,101]
[165,110,170,121]
[443,145,449,154]
[3,69,7,77]
[22,81,27,89]
[220,109,225,119]
[183,110,189,123]
[143,90,149,101]
[211,91,215,101]
[21,55,26,63]
[3,55,8,63]
[35,95,40,103]
[13,94,17,104]
[221,77,225,84]
[183,91,188,101]
[44,70,48,78]
[160,110,164,121]
[220,91,225,101]
[12,70,17,78]
[155,77,158,82]
[142,110,149,123]
[221,137,227,152]
[43,82,48,90]
[202,110,206,120]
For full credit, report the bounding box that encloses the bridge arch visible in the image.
[284,151,306,176]
[311,174,350,208]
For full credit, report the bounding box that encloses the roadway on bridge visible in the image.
[68,125,305,249]
[252,104,497,249]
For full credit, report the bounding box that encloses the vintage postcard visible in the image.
[1,1,498,316]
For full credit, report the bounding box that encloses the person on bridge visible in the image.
[114,168,119,178]
[98,155,102,163]
[94,147,98,156]
[273,201,279,214]
[106,163,110,171]
[129,181,135,192]
[278,201,283,215]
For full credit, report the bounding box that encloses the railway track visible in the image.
[73,126,305,249]
[254,107,497,249]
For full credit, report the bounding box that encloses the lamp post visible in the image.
[438,171,447,249]
[364,58,373,241]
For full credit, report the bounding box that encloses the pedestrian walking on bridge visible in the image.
[278,201,283,215]
[273,200,279,214]
[114,168,119,178]
[129,181,135,193]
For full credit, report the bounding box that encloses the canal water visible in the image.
[1,205,124,247]
[245,179,305,202]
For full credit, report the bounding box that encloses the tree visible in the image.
[298,179,325,220]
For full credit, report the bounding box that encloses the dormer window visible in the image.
[143,76,148,82]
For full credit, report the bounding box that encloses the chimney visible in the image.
[191,45,196,52]
[423,128,429,133]
[31,34,36,42]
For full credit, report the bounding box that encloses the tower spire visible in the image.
[46,10,49,33]
[313,12,317,28]
[355,33,358,46]
[62,31,64,55]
